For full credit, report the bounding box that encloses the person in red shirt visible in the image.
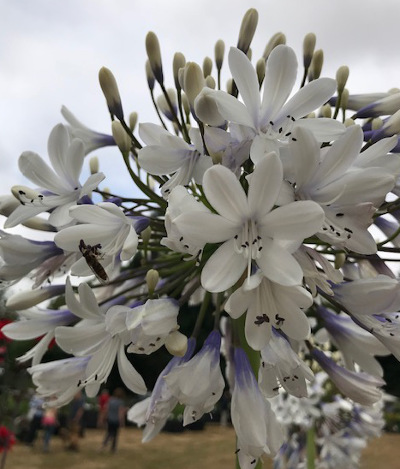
[97,389,110,428]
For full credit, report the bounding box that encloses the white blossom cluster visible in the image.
[3,8,400,467]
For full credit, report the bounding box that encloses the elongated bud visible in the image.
[157,88,177,121]
[303,33,316,69]
[321,103,331,118]
[205,75,216,89]
[237,8,258,54]
[146,269,159,295]
[182,93,190,119]
[129,112,138,131]
[372,117,383,130]
[98,67,124,120]
[341,88,349,110]
[256,58,265,86]
[263,32,286,60]
[226,78,233,95]
[214,39,225,70]
[183,62,205,109]
[165,330,188,357]
[146,31,163,84]
[344,118,355,127]
[194,88,226,126]
[309,49,323,81]
[141,226,151,245]
[334,252,346,270]
[173,52,186,90]
[145,60,155,91]
[372,108,400,142]
[111,121,131,153]
[6,285,65,310]
[336,65,349,94]
[89,156,99,174]
[203,57,212,78]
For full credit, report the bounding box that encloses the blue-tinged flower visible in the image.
[232,348,284,463]
[311,348,384,406]
[128,339,196,442]
[55,278,147,397]
[283,125,399,254]
[138,123,212,198]
[174,153,324,292]
[258,330,314,398]
[0,231,75,288]
[329,92,390,112]
[195,45,342,163]
[225,271,312,350]
[164,330,224,425]
[317,306,389,377]
[5,124,105,228]
[352,91,400,118]
[61,105,115,155]
[2,305,77,365]
[28,356,91,406]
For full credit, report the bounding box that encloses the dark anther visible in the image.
[254,314,270,325]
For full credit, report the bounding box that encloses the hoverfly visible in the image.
[78,239,109,284]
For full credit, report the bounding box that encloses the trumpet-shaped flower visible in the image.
[54,202,145,277]
[232,347,284,462]
[164,330,224,425]
[174,153,324,292]
[138,124,212,198]
[5,124,105,228]
[195,45,342,163]
[225,271,313,350]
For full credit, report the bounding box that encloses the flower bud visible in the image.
[341,88,349,110]
[203,56,212,78]
[226,78,233,95]
[141,226,151,245]
[111,121,131,153]
[336,65,350,94]
[89,156,99,174]
[303,33,316,69]
[194,88,226,127]
[173,52,186,90]
[165,330,188,357]
[145,31,164,84]
[205,75,216,89]
[256,58,265,86]
[237,8,258,54]
[129,112,138,131]
[145,60,155,91]
[146,269,159,294]
[263,32,286,60]
[334,252,346,270]
[157,89,177,121]
[183,62,205,109]
[6,285,65,310]
[182,93,190,119]
[372,108,400,142]
[344,118,355,127]
[321,103,331,118]
[372,117,383,130]
[214,39,225,70]
[98,67,124,120]
[309,49,323,81]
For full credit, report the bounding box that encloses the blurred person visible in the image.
[42,406,58,452]
[65,391,85,451]
[97,388,110,428]
[101,388,126,453]
[26,393,44,446]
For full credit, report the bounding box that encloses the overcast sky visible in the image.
[1,0,400,214]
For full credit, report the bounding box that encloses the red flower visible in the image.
[0,426,16,452]
[0,320,12,342]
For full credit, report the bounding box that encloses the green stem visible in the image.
[306,426,316,469]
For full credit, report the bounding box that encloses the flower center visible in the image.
[262,115,297,143]
[233,219,263,278]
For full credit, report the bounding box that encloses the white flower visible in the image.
[54,202,142,277]
[55,278,147,396]
[138,123,212,198]
[5,124,105,228]
[231,347,284,462]
[225,271,313,350]
[174,153,324,292]
[61,105,115,154]
[195,45,342,162]
[128,338,196,442]
[283,125,399,254]
[258,330,314,398]
[164,330,224,425]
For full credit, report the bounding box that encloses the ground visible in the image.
[5,425,400,468]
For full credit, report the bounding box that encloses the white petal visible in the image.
[296,117,345,142]
[228,47,260,128]
[117,346,147,394]
[201,240,247,292]
[209,89,255,128]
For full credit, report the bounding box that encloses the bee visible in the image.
[78,239,109,284]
